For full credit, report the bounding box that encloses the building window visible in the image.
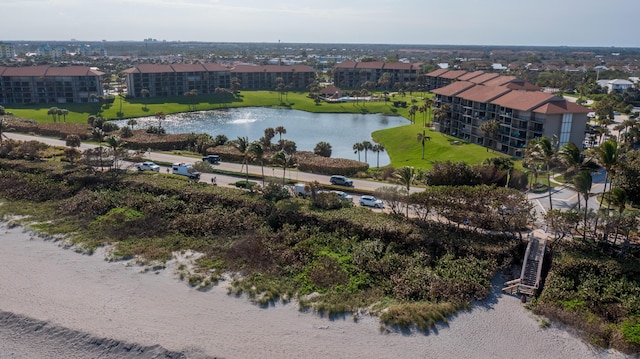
[560,114,573,146]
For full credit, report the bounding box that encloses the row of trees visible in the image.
[525,134,640,255]
[352,140,385,167]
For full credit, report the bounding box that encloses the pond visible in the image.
[114,108,408,167]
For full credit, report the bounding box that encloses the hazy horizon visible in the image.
[3,0,638,48]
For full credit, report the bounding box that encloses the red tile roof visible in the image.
[457,70,485,81]
[356,61,385,69]
[123,64,174,74]
[483,75,517,86]
[230,64,315,73]
[202,63,229,72]
[383,62,416,70]
[457,85,512,103]
[504,80,540,91]
[439,70,467,79]
[491,91,556,111]
[334,61,358,69]
[0,65,103,77]
[534,100,591,114]
[468,72,500,84]
[170,64,208,73]
[431,81,476,96]
[426,68,450,77]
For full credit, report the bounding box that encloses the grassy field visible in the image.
[4,90,516,169]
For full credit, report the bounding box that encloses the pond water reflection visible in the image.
[115,108,408,167]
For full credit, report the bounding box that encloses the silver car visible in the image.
[359,195,384,208]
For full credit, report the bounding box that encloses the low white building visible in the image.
[597,79,634,93]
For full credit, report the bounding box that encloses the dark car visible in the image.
[330,175,353,187]
[202,154,221,164]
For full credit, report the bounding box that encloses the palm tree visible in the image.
[592,139,619,210]
[271,150,295,185]
[394,166,416,216]
[105,135,126,170]
[249,142,265,186]
[140,89,150,110]
[609,187,628,245]
[60,109,69,122]
[361,140,373,163]
[479,119,500,151]
[417,130,430,160]
[234,136,251,183]
[432,105,450,132]
[526,136,557,211]
[127,119,138,130]
[154,111,166,135]
[573,170,592,239]
[275,125,287,141]
[263,127,275,148]
[313,141,332,157]
[372,143,385,168]
[353,142,364,161]
[423,97,434,127]
[48,107,59,122]
[558,141,591,175]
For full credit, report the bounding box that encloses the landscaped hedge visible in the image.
[7,118,91,140]
[295,151,368,176]
[122,131,191,151]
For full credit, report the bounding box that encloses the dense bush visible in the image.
[295,151,368,176]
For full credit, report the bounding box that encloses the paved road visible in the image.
[4,132,390,211]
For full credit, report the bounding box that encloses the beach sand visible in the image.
[0,221,630,359]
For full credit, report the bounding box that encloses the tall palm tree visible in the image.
[394,166,416,217]
[249,142,265,186]
[573,170,592,239]
[48,107,59,122]
[479,119,500,152]
[361,140,373,163]
[372,143,385,168]
[234,136,251,183]
[105,135,126,171]
[558,141,591,175]
[154,111,166,135]
[592,139,619,210]
[423,97,434,127]
[271,150,295,185]
[140,89,150,110]
[275,125,287,141]
[417,130,430,160]
[353,142,364,161]
[609,187,628,244]
[526,136,557,211]
[432,104,450,132]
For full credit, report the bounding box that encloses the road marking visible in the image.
[536,200,546,215]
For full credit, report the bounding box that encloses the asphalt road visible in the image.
[5,132,606,219]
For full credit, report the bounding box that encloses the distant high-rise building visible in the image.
[0,42,16,58]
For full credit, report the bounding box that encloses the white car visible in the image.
[136,161,160,172]
[332,191,353,202]
[359,195,384,209]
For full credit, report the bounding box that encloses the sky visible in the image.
[2,0,639,48]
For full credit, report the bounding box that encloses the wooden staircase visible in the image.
[503,229,548,297]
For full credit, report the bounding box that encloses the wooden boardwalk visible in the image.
[503,229,548,297]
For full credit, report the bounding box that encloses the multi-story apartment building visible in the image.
[332,61,420,90]
[123,63,315,97]
[0,42,16,58]
[77,44,108,57]
[230,64,316,90]
[37,45,68,58]
[123,63,231,98]
[432,76,589,157]
[0,65,104,105]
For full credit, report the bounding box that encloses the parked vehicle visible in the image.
[202,154,221,164]
[330,175,353,187]
[359,195,384,209]
[171,163,201,180]
[135,161,160,172]
[331,190,353,202]
[294,183,312,197]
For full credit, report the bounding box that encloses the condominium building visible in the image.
[332,61,420,90]
[123,63,231,98]
[123,63,316,97]
[0,42,15,58]
[0,65,104,105]
[432,75,589,157]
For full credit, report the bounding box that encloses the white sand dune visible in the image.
[0,222,630,359]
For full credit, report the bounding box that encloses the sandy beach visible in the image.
[0,221,630,359]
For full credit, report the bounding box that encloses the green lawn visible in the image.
[372,124,512,169]
[5,90,514,169]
